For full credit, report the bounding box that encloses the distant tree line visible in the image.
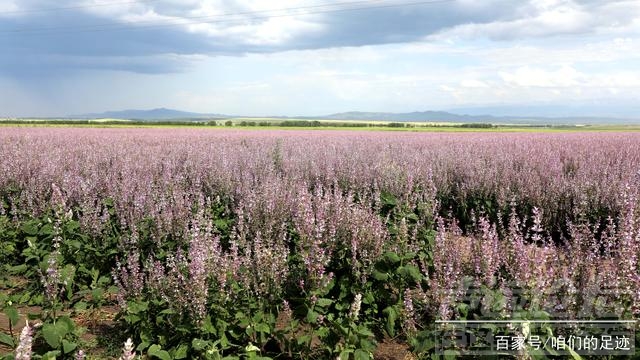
[1,119,502,129]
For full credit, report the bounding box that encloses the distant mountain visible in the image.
[73,108,226,120]
[315,111,638,125]
[448,103,640,120]
[68,108,639,124]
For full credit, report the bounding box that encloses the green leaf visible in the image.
[444,349,459,360]
[456,303,469,318]
[0,333,14,347]
[254,323,270,334]
[305,310,319,324]
[354,349,372,360]
[41,351,61,360]
[8,264,27,275]
[173,344,189,359]
[201,316,216,335]
[397,265,423,283]
[40,223,54,236]
[362,292,375,305]
[148,344,172,360]
[338,349,353,360]
[410,332,434,353]
[296,335,311,346]
[74,301,88,311]
[372,270,389,281]
[124,314,141,324]
[382,306,398,337]
[383,252,401,264]
[315,298,333,308]
[192,338,211,351]
[21,222,39,236]
[380,191,397,207]
[66,240,82,250]
[91,288,104,301]
[4,306,19,327]
[62,339,77,354]
[57,316,75,333]
[42,323,63,348]
[357,326,375,338]
[127,300,149,314]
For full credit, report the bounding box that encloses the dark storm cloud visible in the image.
[0,0,627,75]
[298,1,515,48]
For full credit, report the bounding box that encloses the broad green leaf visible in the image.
[74,301,88,310]
[20,222,38,236]
[57,316,75,333]
[42,323,65,348]
[41,350,61,360]
[363,292,375,305]
[62,339,77,354]
[192,338,211,351]
[357,326,375,337]
[372,270,389,281]
[354,349,372,360]
[315,298,333,308]
[127,300,148,314]
[397,265,423,283]
[382,306,397,337]
[305,310,319,324]
[172,344,189,359]
[383,252,401,264]
[338,349,353,360]
[202,316,216,335]
[254,323,270,334]
[444,349,459,360]
[148,344,172,360]
[0,333,14,347]
[380,191,397,207]
[4,306,19,327]
[296,335,311,346]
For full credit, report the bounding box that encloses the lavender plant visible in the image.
[1,127,639,358]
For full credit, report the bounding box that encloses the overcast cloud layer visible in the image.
[1,0,639,117]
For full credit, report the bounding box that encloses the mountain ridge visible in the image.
[70,108,639,124]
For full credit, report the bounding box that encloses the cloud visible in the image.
[499,65,583,87]
[1,0,638,76]
[431,0,640,40]
[0,0,519,75]
[1,0,640,117]
[460,79,489,88]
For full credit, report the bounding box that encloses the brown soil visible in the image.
[374,338,417,360]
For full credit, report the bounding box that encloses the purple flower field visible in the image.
[0,127,639,359]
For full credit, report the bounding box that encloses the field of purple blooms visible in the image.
[0,127,639,359]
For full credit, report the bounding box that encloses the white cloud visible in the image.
[83,0,325,46]
[460,79,489,88]
[499,65,583,87]
[0,1,18,14]
[432,0,638,41]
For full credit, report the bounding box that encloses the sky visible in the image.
[0,0,639,118]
